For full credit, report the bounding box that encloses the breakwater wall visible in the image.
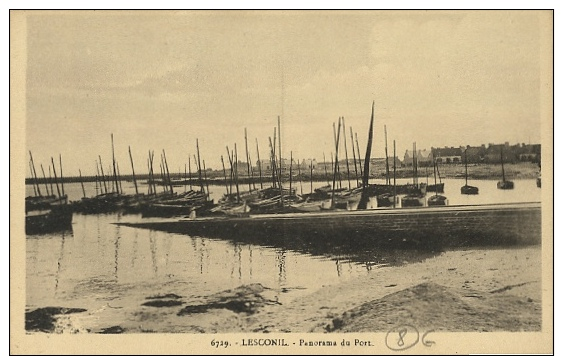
[119,202,541,250]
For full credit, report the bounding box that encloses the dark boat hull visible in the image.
[118,203,541,248]
[26,205,73,235]
[401,195,425,207]
[497,181,515,190]
[376,193,398,207]
[461,185,479,195]
[426,183,444,193]
[427,195,448,206]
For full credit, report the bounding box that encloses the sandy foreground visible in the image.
[27,246,543,334]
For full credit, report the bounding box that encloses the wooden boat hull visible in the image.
[26,205,73,235]
[142,200,215,218]
[461,185,479,195]
[401,195,425,207]
[118,203,542,248]
[426,183,445,193]
[497,181,515,190]
[427,195,448,206]
[376,194,398,208]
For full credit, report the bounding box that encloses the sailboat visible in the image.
[496,146,514,190]
[426,150,444,193]
[427,158,448,206]
[26,154,73,234]
[460,148,479,195]
[401,142,426,207]
[376,126,398,207]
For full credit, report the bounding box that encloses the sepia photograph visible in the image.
[10,9,553,354]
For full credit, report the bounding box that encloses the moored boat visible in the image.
[427,194,448,206]
[26,153,73,234]
[401,194,425,207]
[497,146,514,190]
[26,205,73,235]
[461,185,479,195]
[461,148,479,195]
[427,158,448,206]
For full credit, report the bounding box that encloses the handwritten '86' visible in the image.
[385,325,435,351]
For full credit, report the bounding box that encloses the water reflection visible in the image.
[54,230,69,295]
[275,249,287,285]
[26,179,541,314]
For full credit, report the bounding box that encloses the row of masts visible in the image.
[27,151,66,201]
[28,105,404,210]
[28,101,474,211]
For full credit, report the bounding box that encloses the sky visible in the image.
[21,10,550,177]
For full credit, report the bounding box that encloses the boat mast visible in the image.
[221,155,229,196]
[330,117,342,208]
[40,164,50,196]
[268,137,277,188]
[29,151,42,196]
[297,157,303,195]
[111,134,119,195]
[244,128,252,192]
[256,138,263,190]
[464,148,468,186]
[355,132,363,180]
[310,159,313,194]
[149,150,157,195]
[188,155,193,191]
[28,161,37,196]
[358,101,375,210]
[116,162,124,193]
[433,157,438,197]
[96,161,103,194]
[128,146,139,196]
[202,160,210,197]
[196,139,204,193]
[159,160,167,193]
[99,155,108,194]
[162,149,174,194]
[384,125,390,186]
[79,169,86,198]
[51,157,62,199]
[58,154,66,197]
[234,144,240,202]
[289,151,293,196]
[323,153,330,186]
[500,145,506,182]
[341,117,351,190]
[350,127,360,187]
[393,140,397,208]
[95,164,100,195]
[278,116,283,207]
[225,146,234,196]
[333,121,342,189]
[412,142,416,186]
[48,165,55,196]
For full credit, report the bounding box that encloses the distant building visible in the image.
[462,145,487,164]
[514,143,541,163]
[300,159,317,170]
[484,142,517,164]
[431,147,462,164]
[404,149,433,166]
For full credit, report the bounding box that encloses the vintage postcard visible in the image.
[10,9,553,354]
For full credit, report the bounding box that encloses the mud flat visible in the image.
[27,245,542,334]
[246,245,543,333]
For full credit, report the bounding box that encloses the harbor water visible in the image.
[24,178,541,332]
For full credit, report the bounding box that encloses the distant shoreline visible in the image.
[25,161,540,185]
